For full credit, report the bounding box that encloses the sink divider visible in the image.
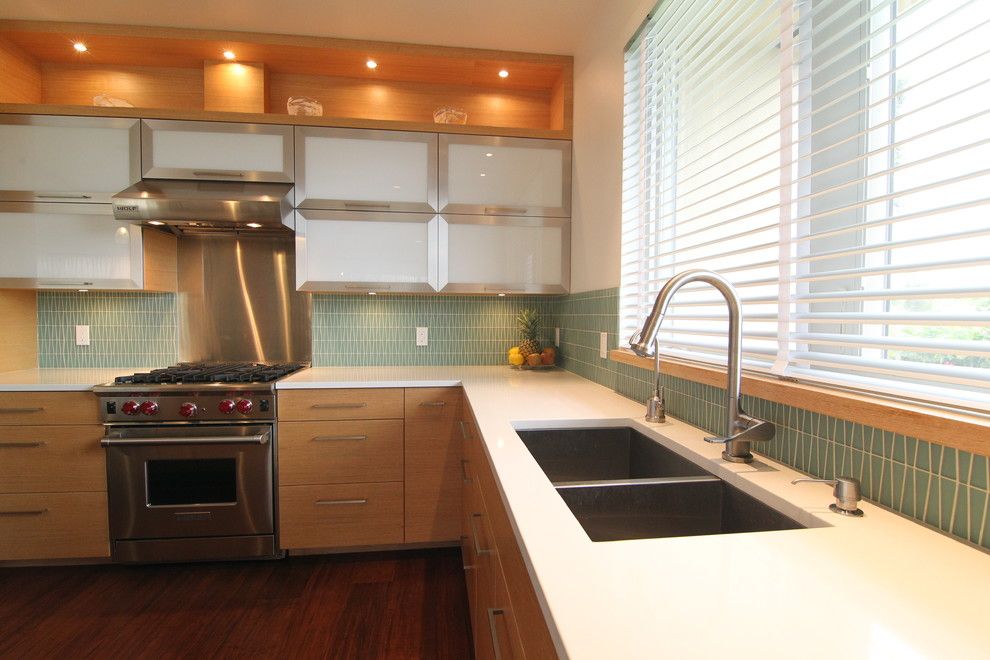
[553,475,721,489]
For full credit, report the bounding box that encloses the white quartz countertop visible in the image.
[0,368,151,391]
[281,366,990,659]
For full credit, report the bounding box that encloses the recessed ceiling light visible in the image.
[480,173,486,177]
[73,42,87,53]
[498,69,509,78]
[366,59,378,69]
[148,220,164,226]
[246,222,262,228]
[223,50,236,60]
[485,152,493,157]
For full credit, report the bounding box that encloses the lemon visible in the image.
[508,346,521,356]
[508,353,525,366]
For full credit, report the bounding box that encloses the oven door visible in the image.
[102,425,274,541]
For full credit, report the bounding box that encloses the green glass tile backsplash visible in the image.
[554,287,990,553]
[37,291,178,368]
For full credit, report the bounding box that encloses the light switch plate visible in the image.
[75,325,90,346]
[599,332,608,358]
[416,326,428,347]
[555,327,560,346]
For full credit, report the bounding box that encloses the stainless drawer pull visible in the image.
[419,401,446,408]
[459,420,470,440]
[311,402,368,409]
[461,459,471,484]
[484,206,528,215]
[470,513,494,556]
[312,434,366,442]
[0,508,48,516]
[36,193,93,200]
[100,432,270,447]
[484,287,525,292]
[0,441,47,448]
[488,608,507,660]
[0,407,45,414]
[316,498,368,506]
[174,511,212,521]
[344,202,392,209]
[192,170,245,177]
[344,284,392,291]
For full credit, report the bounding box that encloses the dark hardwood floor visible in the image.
[0,548,472,660]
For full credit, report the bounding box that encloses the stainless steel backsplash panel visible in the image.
[177,235,311,364]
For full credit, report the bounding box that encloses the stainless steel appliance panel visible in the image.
[103,425,274,541]
[177,235,312,364]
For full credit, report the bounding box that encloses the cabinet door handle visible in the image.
[487,608,507,660]
[311,402,368,409]
[192,170,245,178]
[0,441,46,448]
[418,401,446,408]
[484,207,528,215]
[312,434,366,442]
[461,459,471,484]
[470,513,494,556]
[36,194,93,200]
[459,420,470,440]
[344,284,393,291]
[316,498,368,506]
[344,202,392,209]
[0,407,45,414]
[0,508,48,516]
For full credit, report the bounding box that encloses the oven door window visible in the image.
[146,458,237,506]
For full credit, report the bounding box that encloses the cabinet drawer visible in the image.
[278,389,403,421]
[404,387,462,422]
[279,482,403,549]
[491,565,526,660]
[0,392,99,426]
[0,425,105,493]
[278,420,403,485]
[0,491,110,561]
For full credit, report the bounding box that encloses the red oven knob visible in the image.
[235,399,253,414]
[121,400,140,416]
[218,399,236,414]
[179,402,198,418]
[139,401,159,416]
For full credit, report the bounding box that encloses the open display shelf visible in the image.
[0,21,573,139]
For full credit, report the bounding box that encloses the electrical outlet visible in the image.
[555,327,560,347]
[416,326,428,347]
[599,332,608,358]
[75,325,90,347]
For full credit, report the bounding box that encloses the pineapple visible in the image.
[516,309,542,357]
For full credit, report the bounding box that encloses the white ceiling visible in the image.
[0,0,606,55]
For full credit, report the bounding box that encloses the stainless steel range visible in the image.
[94,362,305,564]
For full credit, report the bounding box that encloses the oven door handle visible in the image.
[100,432,270,447]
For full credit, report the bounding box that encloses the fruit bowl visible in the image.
[509,364,556,371]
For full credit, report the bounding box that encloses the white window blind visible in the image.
[621,0,990,411]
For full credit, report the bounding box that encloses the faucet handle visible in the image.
[792,476,864,517]
[704,414,775,445]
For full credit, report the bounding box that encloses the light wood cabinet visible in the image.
[278,482,404,549]
[461,403,559,659]
[278,419,403,485]
[0,391,109,562]
[278,388,404,421]
[404,388,462,543]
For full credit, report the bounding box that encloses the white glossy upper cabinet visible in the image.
[0,116,140,204]
[295,127,437,212]
[440,135,571,217]
[439,215,569,294]
[142,119,293,182]
[296,210,438,293]
[0,203,145,289]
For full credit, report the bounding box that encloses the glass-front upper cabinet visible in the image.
[439,214,569,294]
[0,203,145,289]
[295,127,437,212]
[295,209,438,293]
[0,116,140,204]
[141,119,293,183]
[439,135,571,217]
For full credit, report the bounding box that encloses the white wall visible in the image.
[570,0,656,293]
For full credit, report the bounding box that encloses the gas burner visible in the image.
[113,362,306,385]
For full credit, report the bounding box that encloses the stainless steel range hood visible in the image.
[112,180,294,234]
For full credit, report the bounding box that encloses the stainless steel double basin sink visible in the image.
[515,426,807,542]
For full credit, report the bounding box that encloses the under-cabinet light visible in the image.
[148,220,164,226]
[73,42,87,53]
[498,69,509,78]
[223,50,236,60]
[246,222,263,228]
[366,59,378,69]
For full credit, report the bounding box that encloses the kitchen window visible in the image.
[621,0,990,412]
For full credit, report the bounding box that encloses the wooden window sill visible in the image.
[609,349,990,457]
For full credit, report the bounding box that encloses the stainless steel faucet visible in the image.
[630,269,775,463]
